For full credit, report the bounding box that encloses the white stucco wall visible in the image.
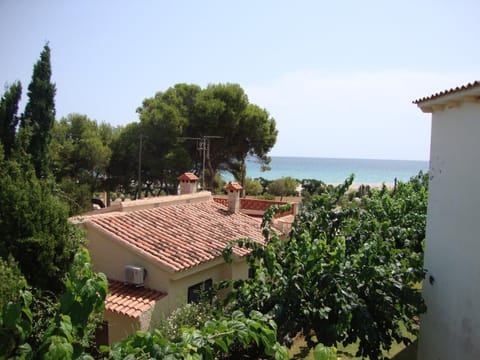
[418,102,480,359]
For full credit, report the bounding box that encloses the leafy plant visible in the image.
[313,344,337,360]
[0,248,108,360]
[106,310,288,359]
[244,177,264,196]
[267,176,298,200]
[156,301,216,339]
[0,289,33,358]
[0,152,84,293]
[223,173,428,359]
[39,248,107,357]
[0,256,27,309]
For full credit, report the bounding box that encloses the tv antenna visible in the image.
[183,135,222,189]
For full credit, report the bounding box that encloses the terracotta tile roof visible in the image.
[226,182,243,191]
[105,279,166,318]
[213,197,295,218]
[87,200,264,272]
[413,81,480,104]
[178,172,199,181]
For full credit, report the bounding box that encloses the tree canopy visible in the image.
[0,81,22,158]
[267,176,298,199]
[50,113,113,212]
[223,173,428,358]
[20,43,56,177]
[124,82,277,191]
[0,149,83,292]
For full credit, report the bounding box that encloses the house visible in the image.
[413,81,480,359]
[77,173,288,344]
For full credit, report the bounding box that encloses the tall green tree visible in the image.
[0,81,22,158]
[134,83,277,191]
[21,43,56,177]
[187,83,277,189]
[137,90,191,191]
[0,149,83,292]
[108,122,142,195]
[50,114,113,213]
[110,85,200,197]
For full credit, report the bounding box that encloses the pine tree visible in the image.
[0,149,83,292]
[21,43,56,177]
[0,81,22,157]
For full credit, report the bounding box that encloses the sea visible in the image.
[224,156,429,184]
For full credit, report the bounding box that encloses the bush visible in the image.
[244,177,263,196]
[156,302,216,338]
[267,177,298,199]
[0,155,84,293]
[0,256,27,309]
[223,173,428,359]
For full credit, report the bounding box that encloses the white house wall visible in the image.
[418,102,480,359]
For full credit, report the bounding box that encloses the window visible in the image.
[187,279,213,304]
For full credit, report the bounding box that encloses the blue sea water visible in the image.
[231,157,429,184]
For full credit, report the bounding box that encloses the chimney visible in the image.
[226,182,243,213]
[178,173,199,195]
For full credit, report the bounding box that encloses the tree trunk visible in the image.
[240,160,246,198]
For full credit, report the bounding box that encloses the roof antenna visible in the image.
[183,135,222,189]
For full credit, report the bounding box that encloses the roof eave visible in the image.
[413,83,480,113]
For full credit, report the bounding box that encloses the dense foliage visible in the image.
[110,83,277,194]
[0,249,107,359]
[50,113,114,212]
[267,176,299,199]
[0,256,27,309]
[20,43,56,177]
[244,177,264,196]
[106,310,288,360]
[223,173,428,359]
[0,150,83,293]
[156,302,217,339]
[0,81,22,158]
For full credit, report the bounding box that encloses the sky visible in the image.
[1,0,479,161]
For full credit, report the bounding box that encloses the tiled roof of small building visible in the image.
[178,172,199,181]
[87,200,263,272]
[226,182,243,191]
[413,81,480,104]
[105,279,166,318]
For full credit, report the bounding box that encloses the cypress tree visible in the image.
[21,43,56,177]
[0,81,22,157]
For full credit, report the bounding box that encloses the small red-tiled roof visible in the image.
[87,200,263,272]
[413,81,480,104]
[226,182,243,191]
[178,172,199,181]
[105,279,166,318]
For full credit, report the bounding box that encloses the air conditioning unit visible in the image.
[125,265,145,286]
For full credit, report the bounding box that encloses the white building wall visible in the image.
[418,102,480,359]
